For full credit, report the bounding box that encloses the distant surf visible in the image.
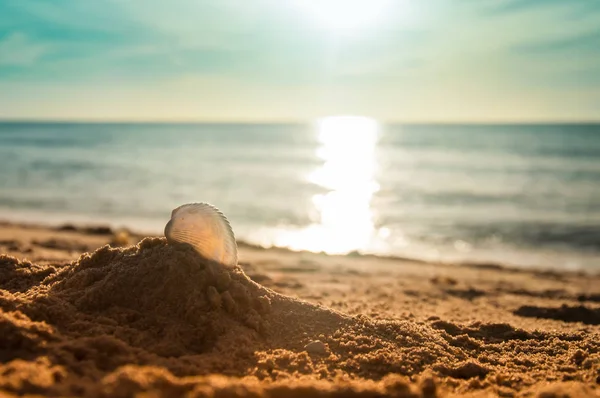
[1,121,599,270]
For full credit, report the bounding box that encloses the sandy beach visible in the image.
[3,0,600,395]
[0,221,598,397]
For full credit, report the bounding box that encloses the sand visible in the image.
[0,222,599,397]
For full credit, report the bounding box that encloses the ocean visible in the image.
[1,120,599,270]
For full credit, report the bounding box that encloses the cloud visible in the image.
[484,0,600,15]
[513,29,600,54]
[0,32,47,66]
[508,28,600,88]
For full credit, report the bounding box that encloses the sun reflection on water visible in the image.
[274,115,381,254]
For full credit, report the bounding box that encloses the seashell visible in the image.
[164,203,238,268]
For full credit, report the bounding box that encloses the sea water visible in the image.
[0,121,598,270]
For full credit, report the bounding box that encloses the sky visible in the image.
[0,0,599,123]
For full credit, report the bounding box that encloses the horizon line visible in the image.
[1,118,600,126]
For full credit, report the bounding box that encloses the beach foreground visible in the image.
[0,222,599,397]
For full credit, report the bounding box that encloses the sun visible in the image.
[295,0,392,31]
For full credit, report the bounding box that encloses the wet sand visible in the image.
[0,221,599,397]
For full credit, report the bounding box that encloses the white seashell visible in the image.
[164,202,238,268]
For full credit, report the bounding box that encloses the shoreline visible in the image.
[2,217,596,277]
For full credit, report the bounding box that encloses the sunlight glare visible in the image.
[295,0,392,31]
[274,116,381,254]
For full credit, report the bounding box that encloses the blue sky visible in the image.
[0,0,599,122]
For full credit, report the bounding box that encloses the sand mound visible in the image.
[1,239,599,397]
